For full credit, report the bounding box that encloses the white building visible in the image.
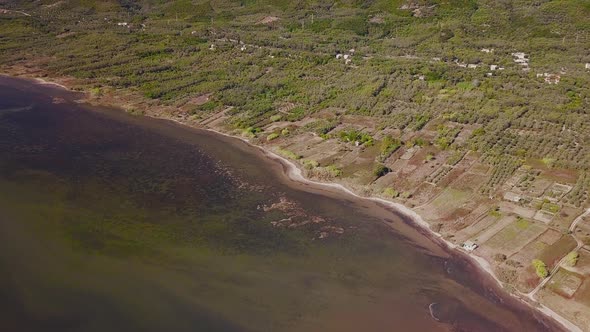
[462,241,478,252]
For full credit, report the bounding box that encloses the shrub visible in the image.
[325,165,342,177]
[338,129,373,146]
[242,127,261,138]
[383,187,399,198]
[303,159,319,169]
[489,207,501,217]
[565,252,580,267]
[198,100,219,112]
[276,148,301,160]
[373,163,390,178]
[287,107,306,121]
[410,137,427,147]
[305,119,338,135]
[269,114,282,122]
[379,135,401,161]
[532,259,548,278]
[90,87,102,97]
[281,128,290,136]
[267,133,279,141]
[446,150,465,166]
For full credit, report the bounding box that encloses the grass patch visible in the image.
[276,148,301,160]
[516,217,530,230]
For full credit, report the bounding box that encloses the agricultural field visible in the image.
[538,258,590,330]
[480,218,547,256]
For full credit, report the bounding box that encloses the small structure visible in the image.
[544,74,560,84]
[512,52,529,71]
[467,64,478,69]
[481,48,493,53]
[490,64,498,71]
[585,63,590,70]
[462,241,478,252]
[336,53,353,64]
[503,191,522,203]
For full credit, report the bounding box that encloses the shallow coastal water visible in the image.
[0,76,563,332]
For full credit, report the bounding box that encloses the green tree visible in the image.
[532,259,548,278]
[373,164,390,178]
[565,252,580,267]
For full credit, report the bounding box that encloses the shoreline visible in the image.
[33,77,70,90]
[2,72,582,332]
[202,128,582,332]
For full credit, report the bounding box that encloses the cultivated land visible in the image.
[1,0,590,330]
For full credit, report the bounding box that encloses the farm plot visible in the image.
[538,235,577,269]
[420,187,471,220]
[481,218,547,256]
[548,268,584,298]
[537,284,590,331]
